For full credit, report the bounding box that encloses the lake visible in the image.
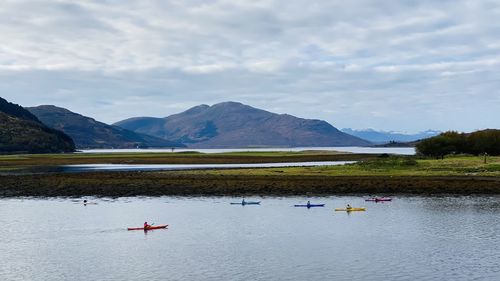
[80,146,416,155]
[0,196,498,281]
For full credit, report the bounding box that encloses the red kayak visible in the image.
[127,224,168,231]
[365,197,392,202]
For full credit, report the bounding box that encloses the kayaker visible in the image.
[83,200,87,205]
[346,204,352,210]
[307,200,311,206]
[242,199,246,205]
[144,222,150,229]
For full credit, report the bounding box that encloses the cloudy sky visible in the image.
[1,0,499,132]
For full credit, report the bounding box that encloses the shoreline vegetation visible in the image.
[1,151,499,197]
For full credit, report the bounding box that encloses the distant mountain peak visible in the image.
[30,105,74,114]
[183,101,248,113]
[28,105,184,149]
[33,104,65,110]
[209,101,260,113]
[183,104,210,115]
[212,101,245,107]
[341,128,440,144]
[116,101,371,148]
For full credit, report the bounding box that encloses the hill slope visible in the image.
[27,105,184,149]
[115,102,371,148]
[0,97,75,154]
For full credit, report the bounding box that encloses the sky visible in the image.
[0,0,499,133]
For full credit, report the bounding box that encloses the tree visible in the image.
[416,135,455,158]
[467,129,500,155]
[416,129,500,157]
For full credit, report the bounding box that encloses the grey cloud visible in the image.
[0,0,499,132]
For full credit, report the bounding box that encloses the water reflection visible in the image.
[61,161,355,173]
[80,146,416,155]
[0,196,498,281]
[3,161,355,175]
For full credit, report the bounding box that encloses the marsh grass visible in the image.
[179,155,500,177]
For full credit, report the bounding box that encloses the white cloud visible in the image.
[245,60,282,73]
[182,63,237,74]
[0,0,499,132]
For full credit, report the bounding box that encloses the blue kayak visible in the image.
[294,204,325,208]
[230,201,261,205]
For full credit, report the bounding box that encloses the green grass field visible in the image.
[176,155,500,177]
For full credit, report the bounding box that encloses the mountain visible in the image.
[0,97,75,154]
[115,101,371,148]
[27,105,184,149]
[341,128,440,144]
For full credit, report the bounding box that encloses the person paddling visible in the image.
[346,204,352,210]
[144,221,150,230]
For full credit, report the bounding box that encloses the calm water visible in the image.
[80,146,416,155]
[0,196,498,281]
[63,161,355,172]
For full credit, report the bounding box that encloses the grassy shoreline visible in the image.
[1,152,499,197]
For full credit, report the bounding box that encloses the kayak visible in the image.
[294,204,325,208]
[365,197,392,202]
[127,224,168,231]
[335,208,366,212]
[230,201,261,205]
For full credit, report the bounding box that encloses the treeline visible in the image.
[416,129,500,157]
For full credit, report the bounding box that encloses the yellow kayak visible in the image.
[335,207,366,212]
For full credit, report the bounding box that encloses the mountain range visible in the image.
[6,98,433,153]
[115,101,370,147]
[0,97,75,153]
[341,128,440,144]
[27,105,184,149]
